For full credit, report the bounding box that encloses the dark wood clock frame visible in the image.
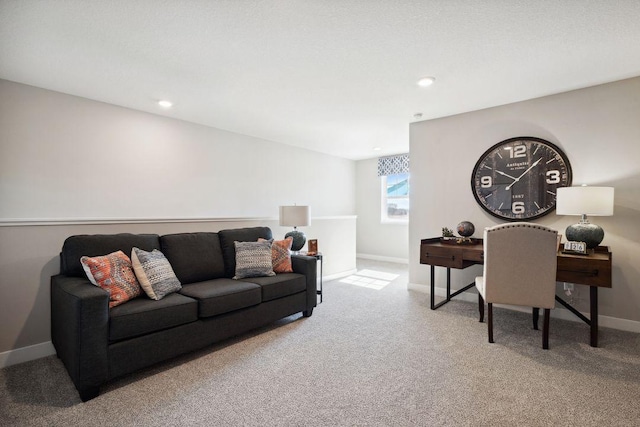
[471,136,572,221]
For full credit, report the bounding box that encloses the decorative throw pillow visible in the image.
[80,251,142,308]
[233,240,276,279]
[259,237,293,273]
[131,247,182,300]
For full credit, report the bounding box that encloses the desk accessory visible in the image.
[457,221,475,237]
[556,186,614,249]
[562,240,588,255]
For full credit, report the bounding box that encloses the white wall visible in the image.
[355,158,408,263]
[409,76,640,325]
[0,80,354,219]
[0,79,357,363]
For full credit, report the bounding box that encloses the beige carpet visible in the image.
[2,259,640,426]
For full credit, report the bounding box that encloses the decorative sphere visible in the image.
[457,221,475,237]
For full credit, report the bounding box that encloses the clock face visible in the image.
[471,137,572,221]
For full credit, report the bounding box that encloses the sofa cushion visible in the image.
[109,292,198,341]
[218,227,273,278]
[160,233,225,284]
[61,233,161,277]
[240,273,307,302]
[131,247,182,300]
[233,240,276,279]
[179,278,261,317]
[80,251,142,308]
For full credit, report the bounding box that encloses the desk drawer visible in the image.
[556,256,612,288]
[420,245,463,268]
[463,248,484,263]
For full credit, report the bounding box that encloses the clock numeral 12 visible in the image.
[505,145,527,158]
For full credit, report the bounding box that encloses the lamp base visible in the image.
[565,222,604,249]
[285,230,307,252]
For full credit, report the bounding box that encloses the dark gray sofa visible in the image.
[50,226,317,401]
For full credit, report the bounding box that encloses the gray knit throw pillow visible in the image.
[233,240,276,279]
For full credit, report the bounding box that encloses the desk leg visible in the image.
[430,266,451,309]
[430,266,435,309]
[590,286,598,347]
[430,266,475,310]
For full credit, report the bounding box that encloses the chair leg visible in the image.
[478,293,484,322]
[542,308,550,349]
[532,307,539,330]
[488,303,494,343]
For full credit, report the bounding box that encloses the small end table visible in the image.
[300,251,323,303]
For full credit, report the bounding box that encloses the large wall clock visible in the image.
[471,136,572,221]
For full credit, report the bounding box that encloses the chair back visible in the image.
[482,223,558,309]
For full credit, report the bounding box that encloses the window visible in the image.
[378,154,409,223]
[382,172,410,222]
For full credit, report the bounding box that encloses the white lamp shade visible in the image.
[279,205,310,227]
[556,187,614,216]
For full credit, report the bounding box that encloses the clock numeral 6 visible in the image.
[480,176,492,188]
[546,170,560,184]
[512,201,525,214]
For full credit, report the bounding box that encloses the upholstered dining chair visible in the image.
[475,223,558,349]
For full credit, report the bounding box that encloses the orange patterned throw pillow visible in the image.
[260,237,294,273]
[80,250,142,308]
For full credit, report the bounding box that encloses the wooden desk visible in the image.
[419,238,612,347]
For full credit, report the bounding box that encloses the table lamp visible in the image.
[279,205,310,252]
[556,186,614,249]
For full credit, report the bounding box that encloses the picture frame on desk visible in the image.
[307,239,318,255]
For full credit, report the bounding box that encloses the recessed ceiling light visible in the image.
[158,100,173,108]
[373,147,382,151]
[417,76,435,87]
[413,113,423,119]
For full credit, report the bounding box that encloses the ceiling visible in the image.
[2,1,640,160]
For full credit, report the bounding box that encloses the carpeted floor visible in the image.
[2,259,640,426]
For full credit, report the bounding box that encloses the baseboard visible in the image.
[6,282,636,369]
[1,271,355,369]
[0,341,56,368]
[408,282,640,334]
[357,253,409,264]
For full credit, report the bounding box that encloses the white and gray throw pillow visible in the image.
[233,240,276,279]
[131,247,182,300]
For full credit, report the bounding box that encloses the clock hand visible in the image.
[505,158,542,191]
[494,170,518,181]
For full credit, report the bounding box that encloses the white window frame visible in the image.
[381,172,409,224]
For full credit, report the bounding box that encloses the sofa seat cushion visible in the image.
[109,293,198,342]
[240,273,306,302]
[179,279,262,318]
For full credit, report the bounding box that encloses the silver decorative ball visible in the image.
[457,221,475,237]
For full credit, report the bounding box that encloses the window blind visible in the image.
[377,154,409,176]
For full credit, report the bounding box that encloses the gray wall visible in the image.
[409,77,640,325]
[0,80,357,363]
[355,157,408,262]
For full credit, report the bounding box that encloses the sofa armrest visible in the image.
[50,274,110,399]
[291,255,317,311]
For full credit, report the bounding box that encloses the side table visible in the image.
[300,251,323,303]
